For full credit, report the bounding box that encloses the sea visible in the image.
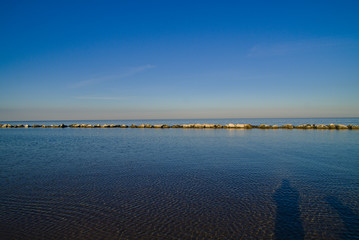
[0,118,359,239]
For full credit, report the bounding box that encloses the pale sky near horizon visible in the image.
[1,0,359,121]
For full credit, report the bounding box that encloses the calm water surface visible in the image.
[0,126,359,239]
[3,117,359,126]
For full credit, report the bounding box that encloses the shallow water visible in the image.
[1,127,359,239]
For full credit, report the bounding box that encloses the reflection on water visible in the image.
[273,179,304,240]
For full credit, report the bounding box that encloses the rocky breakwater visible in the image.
[1,123,359,130]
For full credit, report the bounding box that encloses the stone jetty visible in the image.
[1,123,359,130]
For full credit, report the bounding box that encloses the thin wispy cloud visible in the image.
[75,96,134,101]
[69,64,156,88]
[247,39,344,57]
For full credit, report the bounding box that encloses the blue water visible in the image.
[3,117,359,126]
[1,119,359,239]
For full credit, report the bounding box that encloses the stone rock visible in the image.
[2,122,354,130]
[234,124,252,129]
[296,124,313,129]
[336,124,348,129]
[316,124,329,129]
[281,124,294,129]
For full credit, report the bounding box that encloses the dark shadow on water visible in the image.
[327,196,359,239]
[273,179,304,240]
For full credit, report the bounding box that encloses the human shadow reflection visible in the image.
[273,179,304,240]
[327,196,359,239]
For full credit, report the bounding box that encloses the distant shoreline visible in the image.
[1,123,358,130]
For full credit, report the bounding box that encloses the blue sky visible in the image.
[1,0,359,120]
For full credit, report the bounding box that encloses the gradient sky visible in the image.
[1,0,359,120]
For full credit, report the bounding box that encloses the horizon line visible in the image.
[1,116,359,122]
